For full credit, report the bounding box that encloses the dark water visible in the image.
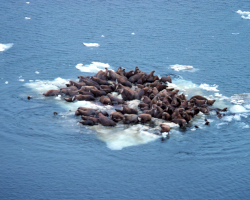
[1,1,250,199]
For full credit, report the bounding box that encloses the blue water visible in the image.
[1,1,250,199]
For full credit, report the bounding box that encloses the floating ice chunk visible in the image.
[236,10,250,19]
[35,71,40,74]
[19,79,25,82]
[199,83,219,92]
[76,62,110,73]
[231,99,244,105]
[0,43,13,52]
[83,43,100,47]
[29,80,34,82]
[101,35,105,37]
[55,95,62,100]
[170,64,194,71]
[245,104,250,109]
[26,2,30,4]
[230,105,249,113]
[214,93,222,97]
[191,128,196,131]
[5,81,8,84]
[25,17,31,20]
[131,33,135,35]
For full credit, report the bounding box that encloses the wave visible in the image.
[0,43,14,52]
[170,64,198,72]
[83,43,100,47]
[236,10,250,19]
[76,62,110,73]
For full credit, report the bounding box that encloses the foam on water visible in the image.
[236,10,250,19]
[83,43,100,47]
[0,43,14,52]
[76,62,110,73]
[170,64,197,72]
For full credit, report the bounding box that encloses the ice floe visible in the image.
[0,43,13,52]
[236,10,250,19]
[83,43,100,47]
[76,62,110,73]
[170,64,197,72]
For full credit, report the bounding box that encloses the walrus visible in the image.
[100,96,111,105]
[73,95,95,101]
[192,98,207,107]
[79,86,98,92]
[94,70,108,80]
[190,95,207,101]
[137,75,146,84]
[97,112,116,126]
[123,114,138,124]
[110,111,124,122]
[81,116,99,124]
[78,76,101,89]
[129,73,144,83]
[91,76,110,85]
[116,67,126,76]
[155,84,167,92]
[107,94,125,105]
[60,86,79,96]
[100,85,114,93]
[75,108,97,116]
[79,119,96,126]
[162,112,171,121]
[125,70,135,78]
[160,76,172,83]
[146,71,155,82]
[171,118,186,127]
[160,124,170,133]
[153,106,164,119]
[141,96,151,104]
[78,90,94,96]
[138,103,150,111]
[138,114,151,124]
[120,105,138,114]
[171,97,181,107]
[148,80,160,88]
[66,80,86,89]
[43,89,60,96]
[181,111,192,123]
[90,89,107,97]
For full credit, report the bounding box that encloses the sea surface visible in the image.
[1,1,250,199]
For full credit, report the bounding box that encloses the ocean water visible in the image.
[1,0,250,199]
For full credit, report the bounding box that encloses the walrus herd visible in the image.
[42,66,227,136]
